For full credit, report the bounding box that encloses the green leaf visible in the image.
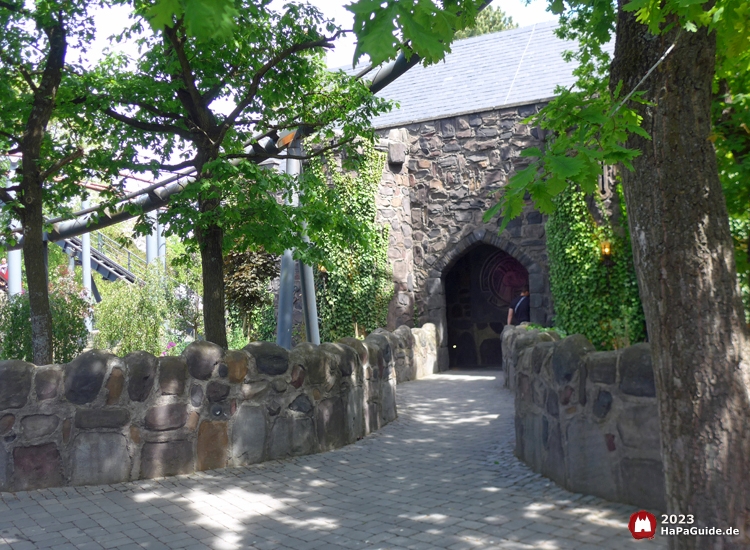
[547,154,584,178]
[520,146,544,158]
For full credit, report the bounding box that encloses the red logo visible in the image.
[628,510,657,539]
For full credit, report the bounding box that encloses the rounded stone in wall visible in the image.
[125,351,158,402]
[21,415,59,439]
[0,360,33,409]
[35,366,62,401]
[244,342,289,376]
[159,356,188,395]
[183,341,225,380]
[64,351,113,405]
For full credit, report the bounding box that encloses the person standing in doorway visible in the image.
[507,285,530,325]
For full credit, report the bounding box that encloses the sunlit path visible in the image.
[0,370,664,549]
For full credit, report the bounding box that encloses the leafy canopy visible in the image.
[455,5,516,39]
[86,0,392,266]
[0,0,117,242]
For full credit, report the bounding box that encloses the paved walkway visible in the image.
[0,370,665,550]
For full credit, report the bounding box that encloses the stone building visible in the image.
[369,21,580,370]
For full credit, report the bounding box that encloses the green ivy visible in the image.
[547,184,645,350]
[310,145,393,342]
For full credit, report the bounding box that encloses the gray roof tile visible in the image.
[349,21,594,129]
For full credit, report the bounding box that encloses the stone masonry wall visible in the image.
[502,325,666,511]
[0,324,438,492]
[376,103,555,370]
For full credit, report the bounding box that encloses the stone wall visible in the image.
[0,324,438,492]
[502,325,666,511]
[376,103,555,369]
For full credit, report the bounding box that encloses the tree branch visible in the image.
[0,51,39,92]
[0,188,17,206]
[163,25,209,126]
[124,100,186,121]
[104,108,193,139]
[40,147,83,180]
[17,64,39,93]
[0,0,32,16]
[202,64,239,105]
[0,130,21,144]
[218,32,342,142]
[223,136,354,163]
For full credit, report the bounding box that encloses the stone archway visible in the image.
[420,229,551,370]
[445,244,528,367]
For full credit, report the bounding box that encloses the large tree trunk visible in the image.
[18,21,67,365]
[20,179,52,364]
[610,7,750,548]
[197,196,228,348]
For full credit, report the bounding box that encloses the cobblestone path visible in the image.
[0,370,665,550]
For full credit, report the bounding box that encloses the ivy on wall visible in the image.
[310,145,393,342]
[546,184,645,350]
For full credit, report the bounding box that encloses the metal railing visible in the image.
[91,231,148,280]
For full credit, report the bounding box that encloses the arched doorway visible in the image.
[445,244,529,367]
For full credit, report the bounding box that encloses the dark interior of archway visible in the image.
[445,244,529,368]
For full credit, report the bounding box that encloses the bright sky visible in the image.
[91,0,556,69]
[265,0,555,68]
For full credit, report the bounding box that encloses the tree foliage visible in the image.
[454,5,516,39]
[349,0,487,66]
[94,267,172,356]
[0,0,114,364]
[85,0,391,347]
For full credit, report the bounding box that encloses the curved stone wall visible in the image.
[502,325,666,511]
[0,324,438,492]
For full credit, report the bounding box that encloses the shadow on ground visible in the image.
[0,370,665,549]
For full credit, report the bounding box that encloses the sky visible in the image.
[92,0,556,69]
[267,0,556,68]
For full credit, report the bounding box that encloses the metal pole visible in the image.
[298,260,320,344]
[7,249,22,296]
[290,140,321,345]
[156,211,166,270]
[276,250,295,350]
[146,210,157,265]
[81,201,92,332]
[276,139,321,347]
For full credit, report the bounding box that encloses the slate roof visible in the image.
[355,20,587,129]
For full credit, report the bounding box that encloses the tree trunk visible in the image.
[610,7,750,548]
[20,177,53,365]
[197,196,228,348]
[18,21,67,365]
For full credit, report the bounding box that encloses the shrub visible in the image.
[0,267,89,363]
[94,267,171,356]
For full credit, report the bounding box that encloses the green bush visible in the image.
[547,185,645,350]
[246,292,276,342]
[94,267,172,356]
[0,267,89,363]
